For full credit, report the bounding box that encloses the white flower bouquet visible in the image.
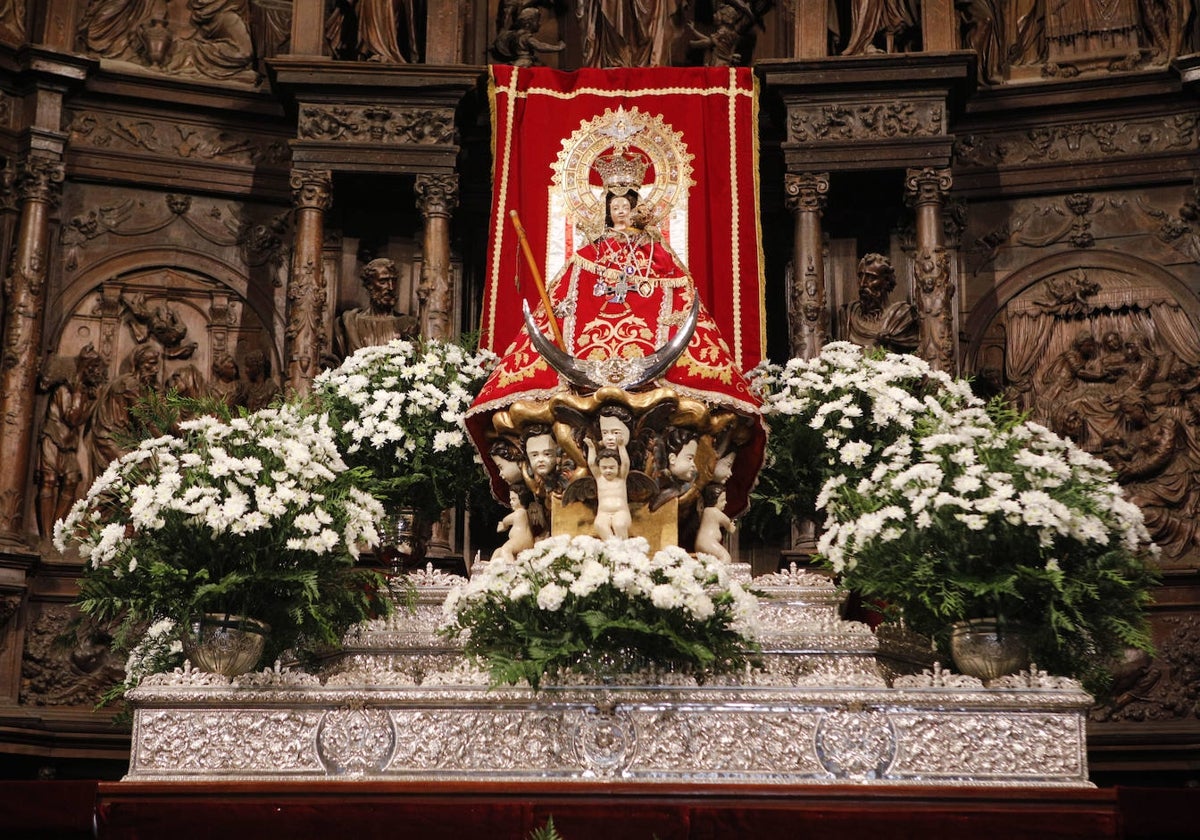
[314,337,497,518]
[56,403,393,686]
[441,535,760,688]
[746,341,981,531]
[819,401,1159,690]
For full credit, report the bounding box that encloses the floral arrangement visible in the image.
[441,535,761,688]
[746,342,981,533]
[818,400,1159,691]
[55,403,392,689]
[314,337,497,518]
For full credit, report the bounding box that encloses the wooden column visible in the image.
[921,0,960,53]
[792,0,831,58]
[414,173,459,341]
[414,173,460,558]
[289,0,326,56]
[905,166,956,374]
[0,154,65,541]
[784,172,830,360]
[285,168,333,396]
[425,0,465,63]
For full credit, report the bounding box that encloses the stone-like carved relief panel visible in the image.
[984,258,1200,567]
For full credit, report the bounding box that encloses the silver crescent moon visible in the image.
[522,295,701,391]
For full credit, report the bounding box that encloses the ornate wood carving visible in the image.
[20,605,122,707]
[0,153,65,538]
[1091,614,1200,723]
[979,256,1200,566]
[285,168,332,394]
[67,110,290,166]
[905,167,955,374]
[788,100,943,143]
[297,105,455,145]
[76,0,256,83]
[953,115,1198,169]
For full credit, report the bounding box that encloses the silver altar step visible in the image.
[124,565,1094,787]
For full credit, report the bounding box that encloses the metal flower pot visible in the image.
[182,614,269,677]
[949,618,1030,682]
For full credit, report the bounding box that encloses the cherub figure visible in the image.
[493,488,536,563]
[695,485,734,564]
[587,439,632,540]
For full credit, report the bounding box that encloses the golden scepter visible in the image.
[509,209,566,351]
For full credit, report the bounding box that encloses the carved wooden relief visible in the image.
[954,115,1198,170]
[76,0,257,83]
[788,100,944,143]
[20,604,123,707]
[67,110,290,167]
[972,253,1200,567]
[297,105,455,145]
[40,186,289,530]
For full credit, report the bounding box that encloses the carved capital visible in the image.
[783,173,830,214]
[414,174,459,218]
[15,154,65,207]
[289,168,333,212]
[904,167,953,207]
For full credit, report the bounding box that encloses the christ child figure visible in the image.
[587,438,632,540]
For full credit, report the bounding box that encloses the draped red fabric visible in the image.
[480,65,765,373]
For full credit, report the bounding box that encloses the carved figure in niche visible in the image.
[122,294,198,359]
[77,0,156,62]
[957,0,1006,82]
[325,0,420,63]
[694,484,733,563]
[89,345,161,480]
[168,0,256,81]
[243,348,280,411]
[1140,0,1194,61]
[493,1,565,67]
[209,352,247,408]
[166,364,206,399]
[1107,395,1200,560]
[839,252,918,353]
[1010,0,1048,66]
[493,488,536,563]
[335,257,420,359]
[576,0,682,67]
[688,0,757,66]
[841,0,917,55]
[1045,0,1140,61]
[37,345,108,536]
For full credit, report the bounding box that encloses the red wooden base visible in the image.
[93,781,1122,840]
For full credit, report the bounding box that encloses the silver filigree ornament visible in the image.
[814,710,898,780]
